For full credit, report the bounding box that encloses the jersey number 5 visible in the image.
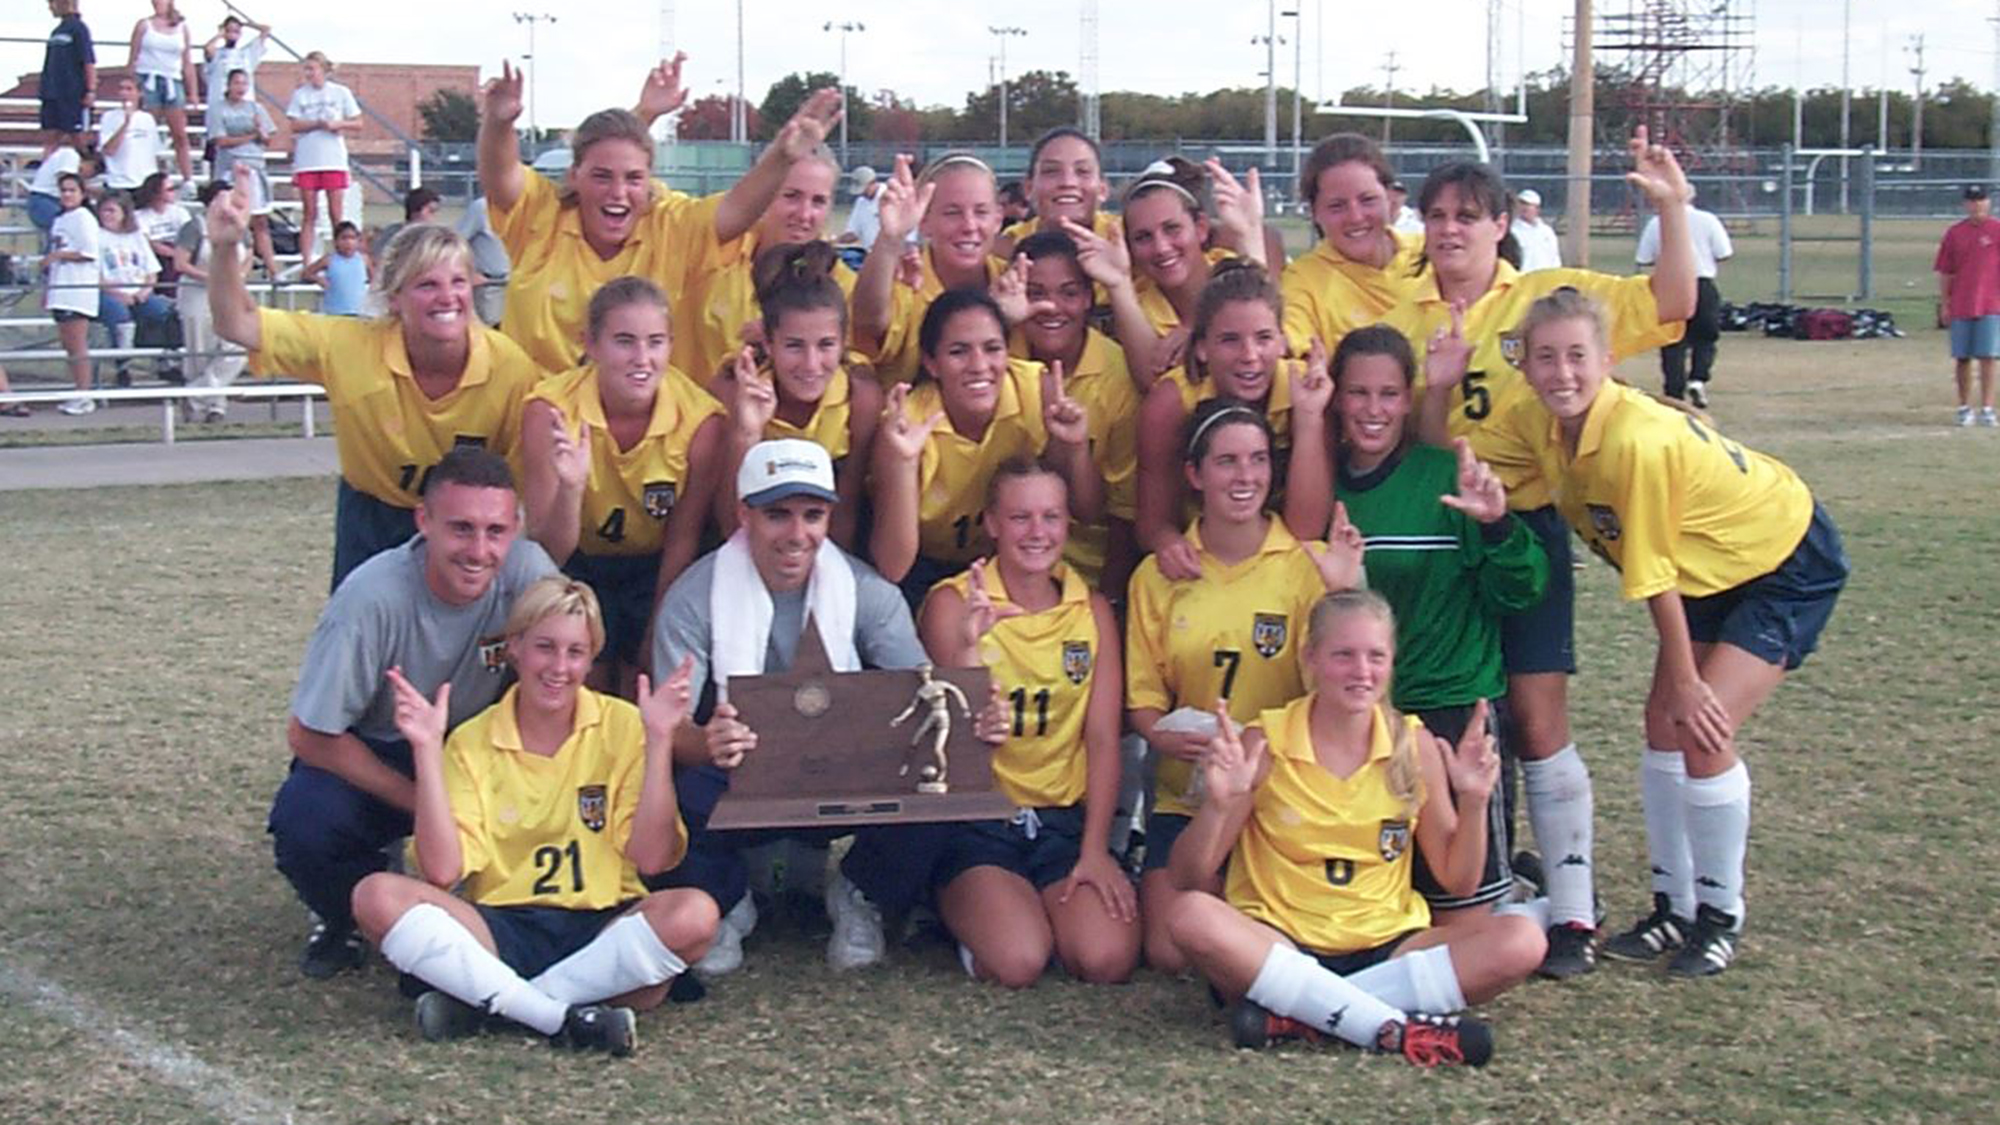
[532,840,585,895]
[1461,370,1492,421]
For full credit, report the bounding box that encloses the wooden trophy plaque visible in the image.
[706,616,1014,830]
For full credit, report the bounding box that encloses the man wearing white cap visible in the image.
[839,165,883,250]
[648,439,1005,976]
[1511,189,1562,273]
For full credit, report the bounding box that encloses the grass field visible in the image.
[3,322,1997,1123]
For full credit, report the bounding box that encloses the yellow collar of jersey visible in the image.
[911,356,1036,436]
[1007,327,1113,384]
[1560,379,1637,464]
[381,321,494,391]
[1309,226,1421,275]
[1278,695,1398,768]
[570,363,702,439]
[978,554,1089,610]
[917,249,1009,300]
[1165,359,1293,419]
[1186,514,1299,562]
[1003,210,1120,244]
[489,684,607,754]
[1411,258,1522,310]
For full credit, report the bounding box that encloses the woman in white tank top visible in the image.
[128,0,196,184]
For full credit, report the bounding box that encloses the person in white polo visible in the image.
[1638,186,1733,407]
[1511,188,1562,273]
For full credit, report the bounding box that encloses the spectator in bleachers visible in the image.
[94,191,175,387]
[26,138,101,244]
[96,74,163,193]
[285,50,362,265]
[173,181,245,423]
[201,14,270,101]
[134,172,189,275]
[303,221,371,317]
[45,172,101,416]
[371,187,442,261]
[127,0,199,186]
[208,68,279,277]
[39,0,97,152]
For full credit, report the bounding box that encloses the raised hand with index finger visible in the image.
[1438,438,1508,524]
[879,381,946,463]
[632,53,689,124]
[1303,500,1365,592]
[1040,361,1090,448]
[1201,703,1260,805]
[481,59,525,126]
[385,666,451,755]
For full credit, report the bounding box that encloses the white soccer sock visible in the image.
[378,903,567,1036]
[1244,944,1403,1050]
[529,913,688,1006]
[1683,762,1752,922]
[1496,896,1552,930]
[1343,946,1467,1016]
[1522,745,1596,927]
[1640,748,1696,919]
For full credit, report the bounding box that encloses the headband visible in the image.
[1186,405,1265,459]
[1125,160,1203,210]
[920,153,995,186]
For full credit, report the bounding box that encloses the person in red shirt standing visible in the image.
[1935,185,2000,427]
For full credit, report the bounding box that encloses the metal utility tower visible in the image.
[824,20,865,160]
[1589,0,1756,211]
[1907,34,1927,168]
[512,12,557,139]
[1080,0,1101,139]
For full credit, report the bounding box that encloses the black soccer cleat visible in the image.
[1666,904,1740,979]
[1227,1000,1322,1050]
[1376,1013,1493,1068]
[414,991,485,1042]
[553,1004,637,1057]
[1537,922,1598,980]
[1602,893,1693,964]
[299,923,366,979]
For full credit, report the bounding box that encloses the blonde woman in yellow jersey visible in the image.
[1134,261,1334,581]
[1165,591,1544,1065]
[1011,230,1142,595]
[477,56,841,373]
[1281,133,1424,356]
[1386,134,1699,961]
[991,127,1118,260]
[520,277,725,693]
[1063,156,1272,390]
[850,153,1010,384]
[1516,290,1847,980]
[670,148,856,388]
[916,460,1140,986]
[351,577,719,1055]
[206,189,540,593]
[714,241,882,550]
[1125,402,1358,973]
[870,288,1104,601]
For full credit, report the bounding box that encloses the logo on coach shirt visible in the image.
[477,636,507,672]
[1252,613,1288,658]
[1062,641,1092,684]
[1378,819,1411,862]
[643,480,677,519]
[577,785,607,833]
[1586,504,1622,542]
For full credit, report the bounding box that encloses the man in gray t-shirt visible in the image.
[647,439,1003,975]
[270,449,556,979]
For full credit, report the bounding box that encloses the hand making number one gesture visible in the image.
[1040,362,1090,448]
[1438,437,1508,525]
[385,666,450,755]
[1304,500,1366,593]
[1201,701,1261,805]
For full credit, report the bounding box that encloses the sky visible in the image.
[68,0,1989,134]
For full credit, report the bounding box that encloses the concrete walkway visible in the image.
[0,401,336,491]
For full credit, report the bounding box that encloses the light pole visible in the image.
[1283,7,1303,176]
[989,26,1026,147]
[512,12,557,140]
[823,20,865,161]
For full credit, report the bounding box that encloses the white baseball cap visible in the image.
[1516,189,1542,206]
[738,439,838,507]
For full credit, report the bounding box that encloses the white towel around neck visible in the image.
[708,528,860,701]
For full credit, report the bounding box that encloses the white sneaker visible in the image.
[1958,405,1977,427]
[1686,379,1709,409]
[692,894,758,979]
[57,396,97,416]
[1982,407,1999,428]
[825,872,885,971]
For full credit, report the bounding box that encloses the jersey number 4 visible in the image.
[597,507,627,543]
[531,840,585,895]
[1683,415,1749,473]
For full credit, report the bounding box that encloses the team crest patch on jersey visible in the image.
[477,636,507,673]
[1062,641,1092,684]
[1499,333,1524,369]
[1252,613,1288,658]
[642,481,677,520]
[577,785,607,832]
[1586,504,1622,542]
[1378,819,1411,862]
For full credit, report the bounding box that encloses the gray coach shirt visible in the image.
[650,547,926,711]
[290,535,558,744]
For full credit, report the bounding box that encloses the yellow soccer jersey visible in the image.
[907,357,1049,566]
[1280,228,1424,355]
[1531,381,1814,600]
[869,251,1010,384]
[489,171,713,374]
[1009,328,1140,582]
[1158,363,1298,523]
[1000,210,1122,247]
[1125,518,1324,817]
[1382,263,1684,510]
[936,561,1100,809]
[443,686,681,910]
[760,364,854,462]
[249,309,538,508]
[1133,247,1235,337]
[1225,695,1431,955]
[526,364,722,557]
[670,230,860,388]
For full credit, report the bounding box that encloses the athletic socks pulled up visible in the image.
[530,912,688,1006]
[1640,747,1696,920]
[1683,761,1751,923]
[1343,945,1467,1016]
[379,903,567,1036]
[1244,944,1403,1050]
[1522,745,1596,928]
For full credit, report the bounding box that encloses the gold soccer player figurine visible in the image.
[892,664,972,794]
